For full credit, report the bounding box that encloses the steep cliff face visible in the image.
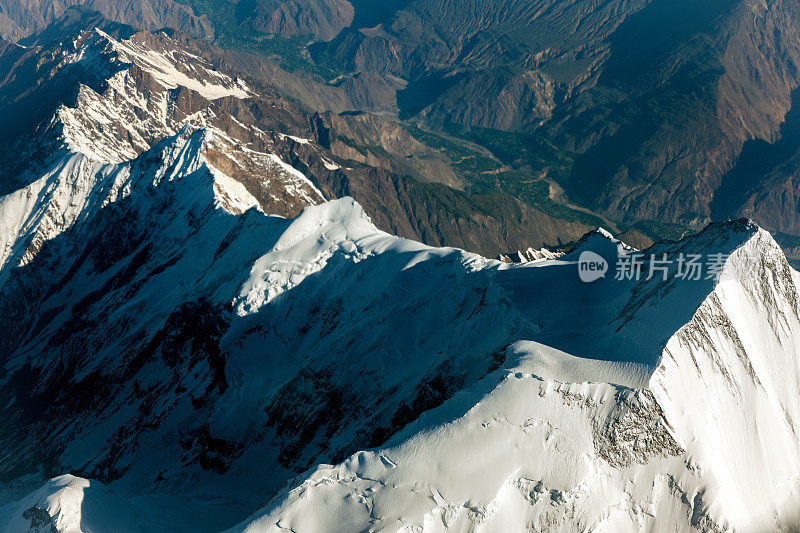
[651,229,800,531]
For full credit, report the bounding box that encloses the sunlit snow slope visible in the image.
[227,221,800,533]
[2,140,799,531]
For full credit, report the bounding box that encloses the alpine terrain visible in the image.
[0,4,799,533]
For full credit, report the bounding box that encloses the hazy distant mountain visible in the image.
[0,0,214,40]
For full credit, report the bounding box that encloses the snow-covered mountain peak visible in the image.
[564,225,637,260]
[0,181,798,530]
[221,220,800,533]
[234,196,403,314]
[24,29,329,225]
[499,246,564,264]
[54,26,247,105]
[647,221,800,530]
[0,124,323,279]
[1,23,337,228]
[91,28,251,101]
[594,226,616,240]
[50,28,253,165]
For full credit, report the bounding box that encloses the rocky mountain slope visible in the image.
[0,0,213,40]
[6,0,800,248]
[313,0,800,237]
[0,15,594,258]
[234,0,354,41]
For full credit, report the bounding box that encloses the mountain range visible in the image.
[1,3,800,532]
[0,13,602,260]
[313,0,800,237]
[6,1,800,249]
[0,0,214,40]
